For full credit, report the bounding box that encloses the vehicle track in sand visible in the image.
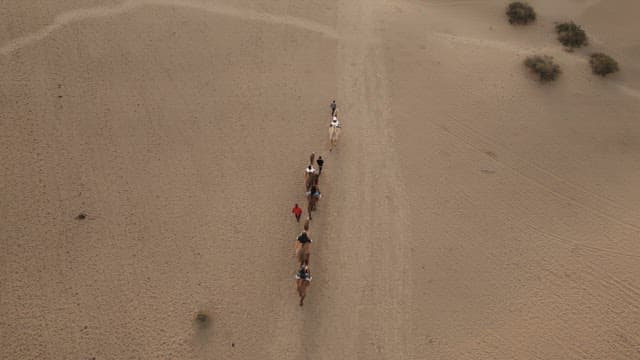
[0,0,340,56]
[297,0,413,357]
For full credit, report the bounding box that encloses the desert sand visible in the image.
[2,0,640,359]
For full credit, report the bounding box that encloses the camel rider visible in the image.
[307,185,321,198]
[330,115,341,128]
[297,230,312,244]
[295,264,312,281]
[305,165,316,176]
[312,187,321,199]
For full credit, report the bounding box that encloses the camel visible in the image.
[304,165,316,184]
[329,119,341,152]
[296,242,311,265]
[295,264,312,306]
[306,186,321,219]
[309,152,315,167]
[295,230,312,265]
[307,200,313,220]
[305,172,319,192]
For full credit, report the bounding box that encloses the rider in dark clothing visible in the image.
[297,231,312,244]
[296,264,312,281]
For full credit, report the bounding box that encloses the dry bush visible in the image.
[195,311,210,328]
[506,2,536,25]
[555,22,588,48]
[524,55,561,82]
[589,53,619,76]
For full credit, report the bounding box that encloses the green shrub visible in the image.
[555,22,588,48]
[506,2,536,25]
[589,53,619,76]
[524,55,561,81]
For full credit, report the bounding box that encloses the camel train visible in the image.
[293,103,341,306]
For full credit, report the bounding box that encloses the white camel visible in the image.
[329,115,341,151]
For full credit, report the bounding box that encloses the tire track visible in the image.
[0,0,340,56]
[435,117,640,232]
[305,0,412,357]
[530,225,640,312]
[526,224,640,259]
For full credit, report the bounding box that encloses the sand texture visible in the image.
[2,0,640,359]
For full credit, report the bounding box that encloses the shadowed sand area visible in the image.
[2,0,640,359]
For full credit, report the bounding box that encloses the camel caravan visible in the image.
[292,100,341,306]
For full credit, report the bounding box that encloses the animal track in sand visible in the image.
[0,0,340,56]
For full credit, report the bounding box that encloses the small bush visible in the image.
[589,53,619,76]
[506,2,536,25]
[555,22,588,48]
[524,55,561,82]
[195,311,210,328]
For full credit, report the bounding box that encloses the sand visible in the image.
[2,0,640,359]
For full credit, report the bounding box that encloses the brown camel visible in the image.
[306,188,321,220]
[309,152,315,167]
[295,264,312,306]
[305,172,319,192]
[307,200,313,220]
[304,165,316,184]
[295,230,312,265]
[307,185,321,212]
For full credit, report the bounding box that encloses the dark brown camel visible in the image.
[295,230,312,265]
[305,172,319,192]
[306,185,321,219]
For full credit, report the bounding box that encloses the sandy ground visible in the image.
[2,0,640,359]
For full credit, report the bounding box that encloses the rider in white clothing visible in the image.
[330,115,341,128]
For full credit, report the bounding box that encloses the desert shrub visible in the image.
[195,311,210,328]
[555,22,588,48]
[524,55,561,81]
[589,53,619,76]
[506,2,536,25]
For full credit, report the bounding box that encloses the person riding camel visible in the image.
[305,165,316,175]
[297,230,312,245]
[330,115,341,129]
[306,185,321,215]
[304,165,316,181]
[296,230,312,264]
[295,263,312,306]
[296,264,312,282]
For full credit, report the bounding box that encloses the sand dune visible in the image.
[2,0,640,359]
